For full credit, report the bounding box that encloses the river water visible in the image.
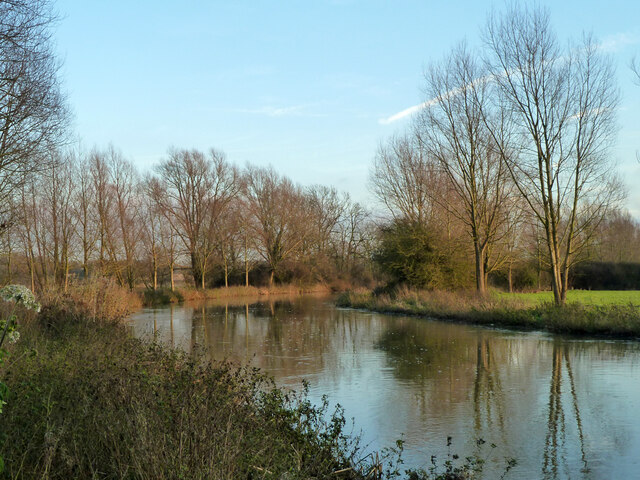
[128,295,640,479]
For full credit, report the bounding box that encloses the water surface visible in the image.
[129,295,640,479]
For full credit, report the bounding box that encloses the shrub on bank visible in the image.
[41,278,142,322]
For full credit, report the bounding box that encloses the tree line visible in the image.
[1,1,639,305]
[0,146,375,291]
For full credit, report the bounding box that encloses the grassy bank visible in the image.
[337,288,640,338]
[0,295,369,479]
[142,283,332,306]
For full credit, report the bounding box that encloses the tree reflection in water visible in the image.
[543,342,589,480]
[129,297,640,478]
[473,336,506,444]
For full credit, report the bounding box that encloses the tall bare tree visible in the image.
[41,151,77,289]
[0,0,69,224]
[418,43,512,294]
[73,153,98,279]
[108,148,141,290]
[484,5,622,304]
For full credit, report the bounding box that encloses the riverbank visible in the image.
[0,293,368,479]
[337,288,640,338]
[142,283,333,306]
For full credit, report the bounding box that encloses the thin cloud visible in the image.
[379,76,489,125]
[234,104,325,118]
[378,100,433,125]
[598,32,640,52]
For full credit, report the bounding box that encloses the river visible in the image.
[128,294,640,479]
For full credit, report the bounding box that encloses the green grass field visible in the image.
[338,288,640,338]
[495,290,640,306]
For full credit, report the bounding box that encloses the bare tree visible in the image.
[141,176,162,290]
[302,185,347,279]
[108,148,141,290]
[73,153,98,279]
[484,5,622,305]
[41,151,77,289]
[334,200,372,277]
[0,0,69,224]
[418,43,513,295]
[89,148,116,276]
[370,133,439,225]
[155,148,239,288]
[593,209,640,263]
[244,165,308,286]
[146,175,180,291]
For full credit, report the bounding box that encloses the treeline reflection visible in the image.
[129,297,640,479]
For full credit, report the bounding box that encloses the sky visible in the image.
[54,0,640,215]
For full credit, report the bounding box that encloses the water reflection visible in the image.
[542,342,589,479]
[473,336,506,445]
[129,296,640,479]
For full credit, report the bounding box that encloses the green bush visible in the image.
[373,219,472,290]
[142,287,184,306]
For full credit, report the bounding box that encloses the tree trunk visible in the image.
[63,250,69,293]
[474,242,487,295]
[153,255,158,291]
[6,239,11,284]
[191,253,202,288]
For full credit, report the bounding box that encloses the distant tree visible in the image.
[141,176,163,290]
[89,148,116,277]
[40,151,77,289]
[155,148,239,288]
[146,175,181,291]
[73,152,98,279]
[301,185,347,281]
[108,148,141,290]
[244,165,308,286]
[592,209,640,263]
[484,5,622,305]
[334,199,372,279]
[370,133,441,225]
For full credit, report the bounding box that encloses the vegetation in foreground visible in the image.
[0,285,513,480]
[337,288,640,338]
[0,297,364,479]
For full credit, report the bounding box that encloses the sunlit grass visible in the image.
[494,290,640,306]
[337,288,640,338]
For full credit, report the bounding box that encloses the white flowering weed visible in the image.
[0,284,41,312]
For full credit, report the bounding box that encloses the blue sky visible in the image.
[55,0,640,214]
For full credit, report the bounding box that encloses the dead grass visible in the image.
[172,284,331,302]
[40,277,142,323]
